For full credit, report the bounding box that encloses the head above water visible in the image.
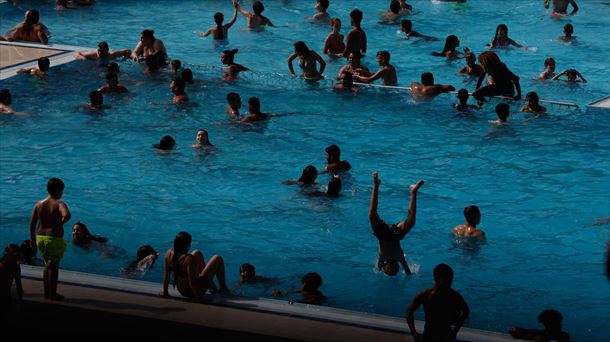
[136,245,158,261]
[195,129,211,145]
[155,135,176,150]
[253,1,265,15]
[538,309,563,333]
[466,52,476,64]
[47,177,65,198]
[248,97,261,113]
[240,263,256,280]
[221,49,239,65]
[171,59,181,71]
[0,89,11,105]
[376,50,391,64]
[181,68,193,83]
[301,272,322,292]
[1,244,20,263]
[478,51,502,72]
[327,175,342,197]
[25,9,40,25]
[172,232,192,274]
[443,35,460,53]
[38,57,50,72]
[72,222,92,245]
[390,0,401,14]
[317,0,330,12]
[565,68,577,81]
[171,78,186,94]
[348,51,363,66]
[140,29,155,45]
[433,263,454,289]
[495,24,508,38]
[325,144,341,163]
[544,57,556,71]
[464,205,481,225]
[381,260,400,275]
[350,9,363,27]
[421,72,434,86]
[107,62,120,74]
[495,103,510,121]
[106,72,118,85]
[457,88,469,102]
[89,90,103,106]
[294,41,310,57]
[227,92,241,107]
[525,92,540,106]
[563,24,573,35]
[330,18,341,30]
[214,12,224,25]
[298,165,318,184]
[400,19,412,33]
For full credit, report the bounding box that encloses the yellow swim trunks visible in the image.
[36,235,67,265]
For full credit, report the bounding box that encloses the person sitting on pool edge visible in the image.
[353,51,397,86]
[16,57,50,78]
[489,103,510,126]
[98,72,128,94]
[333,71,358,92]
[237,0,274,31]
[226,92,242,120]
[400,20,437,41]
[410,72,455,99]
[520,92,546,115]
[510,309,570,342]
[552,68,586,83]
[324,144,351,172]
[272,272,325,305]
[453,205,486,238]
[170,78,189,104]
[161,232,229,299]
[192,129,213,148]
[454,89,479,112]
[82,90,111,110]
[72,222,108,247]
[241,97,269,123]
[197,1,239,40]
[75,41,131,61]
[153,135,176,151]
[312,0,330,22]
[370,172,424,276]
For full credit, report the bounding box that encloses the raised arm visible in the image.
[569,0,579,15]
[551,70,568,80]
[287,53,298,76]
[238,6,252,18]
[369,172,382,226]
[397,180,424,233]
[227,1,239,27]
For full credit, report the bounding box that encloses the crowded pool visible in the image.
[1,0,609,340]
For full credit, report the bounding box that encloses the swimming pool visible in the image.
[1,0,609,340]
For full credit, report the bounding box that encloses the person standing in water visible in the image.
[197,0,239,40]
[343,9,367,58]
[221,49,249,80]
[353,51,397,86]
[288,41,326,80]
[546,0,578,16]
[322,18,345,56]
[453,205,486,238]
[237,1,274,31]
[29,178,71,300]
[473,51,521,103]
[487,24,527,50]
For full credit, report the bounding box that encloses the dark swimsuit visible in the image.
[372,220,407,269]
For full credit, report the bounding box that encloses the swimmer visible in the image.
[324,144,351,172]
[400,20,437,41]
[283,165,321,186]
[539,57,556,79]
[333,71,359,92]
[107,62,121,75]
[353,51,397,86]
[559,24,575,41]
[238,263,270,284]
[399,0,413,12]
[489,103,510,125]
[192,129,213,148]
[98,72,128,94]
[153,135,176,151]
[226,92,242,120]
[288,41,326,80]
[306,175,342,197]
[431,35,461,58]
[1,244,23,311]
[197,1,239,40]
[237,0,274,31]
[75,41,131,61]
[71,222,108,247]
[546,0,578,16]
[16,57,50,78]
[337,52,371,79]
[473,51,521,102]
[82,90,111,110]
[457,52,484,78]
[161,232,229,299]
[410,72,455,98]
[241,97,270,123]
[0,89,25,115]
[380,0,403,23]
[552,68,586,83]
[123,245,159,276]
[272,272,325,305]
[131,29,167,63]
[454,89,479,112]
[312,0,331,22]
[488,24,526,50]
[510,309,571,341]
[453,205,486,238]
[0,10,49,44]
[29,178,71,300]
[369,172,424,275]
[170,78,189,104]
[343,9,367,57]
[181,69,194,84]
[520,92,547,115]
[169,59,182,76]
[322,18,345,56]
[221,49,249,80]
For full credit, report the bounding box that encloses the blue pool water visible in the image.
[1,0,609,340]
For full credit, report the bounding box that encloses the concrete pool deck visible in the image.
[9,265,522,341]
[0,41,88,80]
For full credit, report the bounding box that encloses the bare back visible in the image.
[32,197,68,237]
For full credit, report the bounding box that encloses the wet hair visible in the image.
[1,244,20,263]
[327,176,342,197]
[421,72,434,86]
[156,135,176,150]
[317,0,330,11]
[196,129,211,145]
[330,18,341,28]
[433,263,454,288]
[107,62,120,74]
[136,245,157,261]
[248,97,261,112]
[491,24,509,47]
[22,10,41,36]
[382,260,400,276]
[0,89,11,105]
[181,68,193,82]
[141,29,155,40]
[495,103,510,121]
[222,49,239,64]
[171,59,181,71]
[563,23,573,35]
[544,57,556,68]
[227,92,241,103]
[457,88,469,102]
[538,309,563,333]
[73,222,108,244]
[350,9,363,26]
[478,51,502,72]
[172,232,192,282]
[47,177,65,194]
[565,68,577,79]
[298,165,318,184]
[301,272,322,291]
[325,144,341,161]
[437,35,459,55]
[214,12,225,40]
[525,91,540,105]
[89,90,103,106]
[390,0,401,14]
[240,263,255,276]
[97,41,109,50]
[341,71,354,87]
[294,41,310,57]
[106,72,118,83]
[172,78,186,94]
[253,1,265,15]
[400,19,412,33]
[376,50,391,62]
[463,205,481,224]
[38,57,50,71]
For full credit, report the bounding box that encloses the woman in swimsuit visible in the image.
[431,35,461,58]
[488,24,526,50]
[161,232,229,299]
[221,49,249,80]
[322,18,345,57]
[131,29,168,63]
[288,41,326,80]
[1,10,49,44]
[473,51,522,102]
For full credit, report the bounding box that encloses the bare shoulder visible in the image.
[453,224,465,234]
